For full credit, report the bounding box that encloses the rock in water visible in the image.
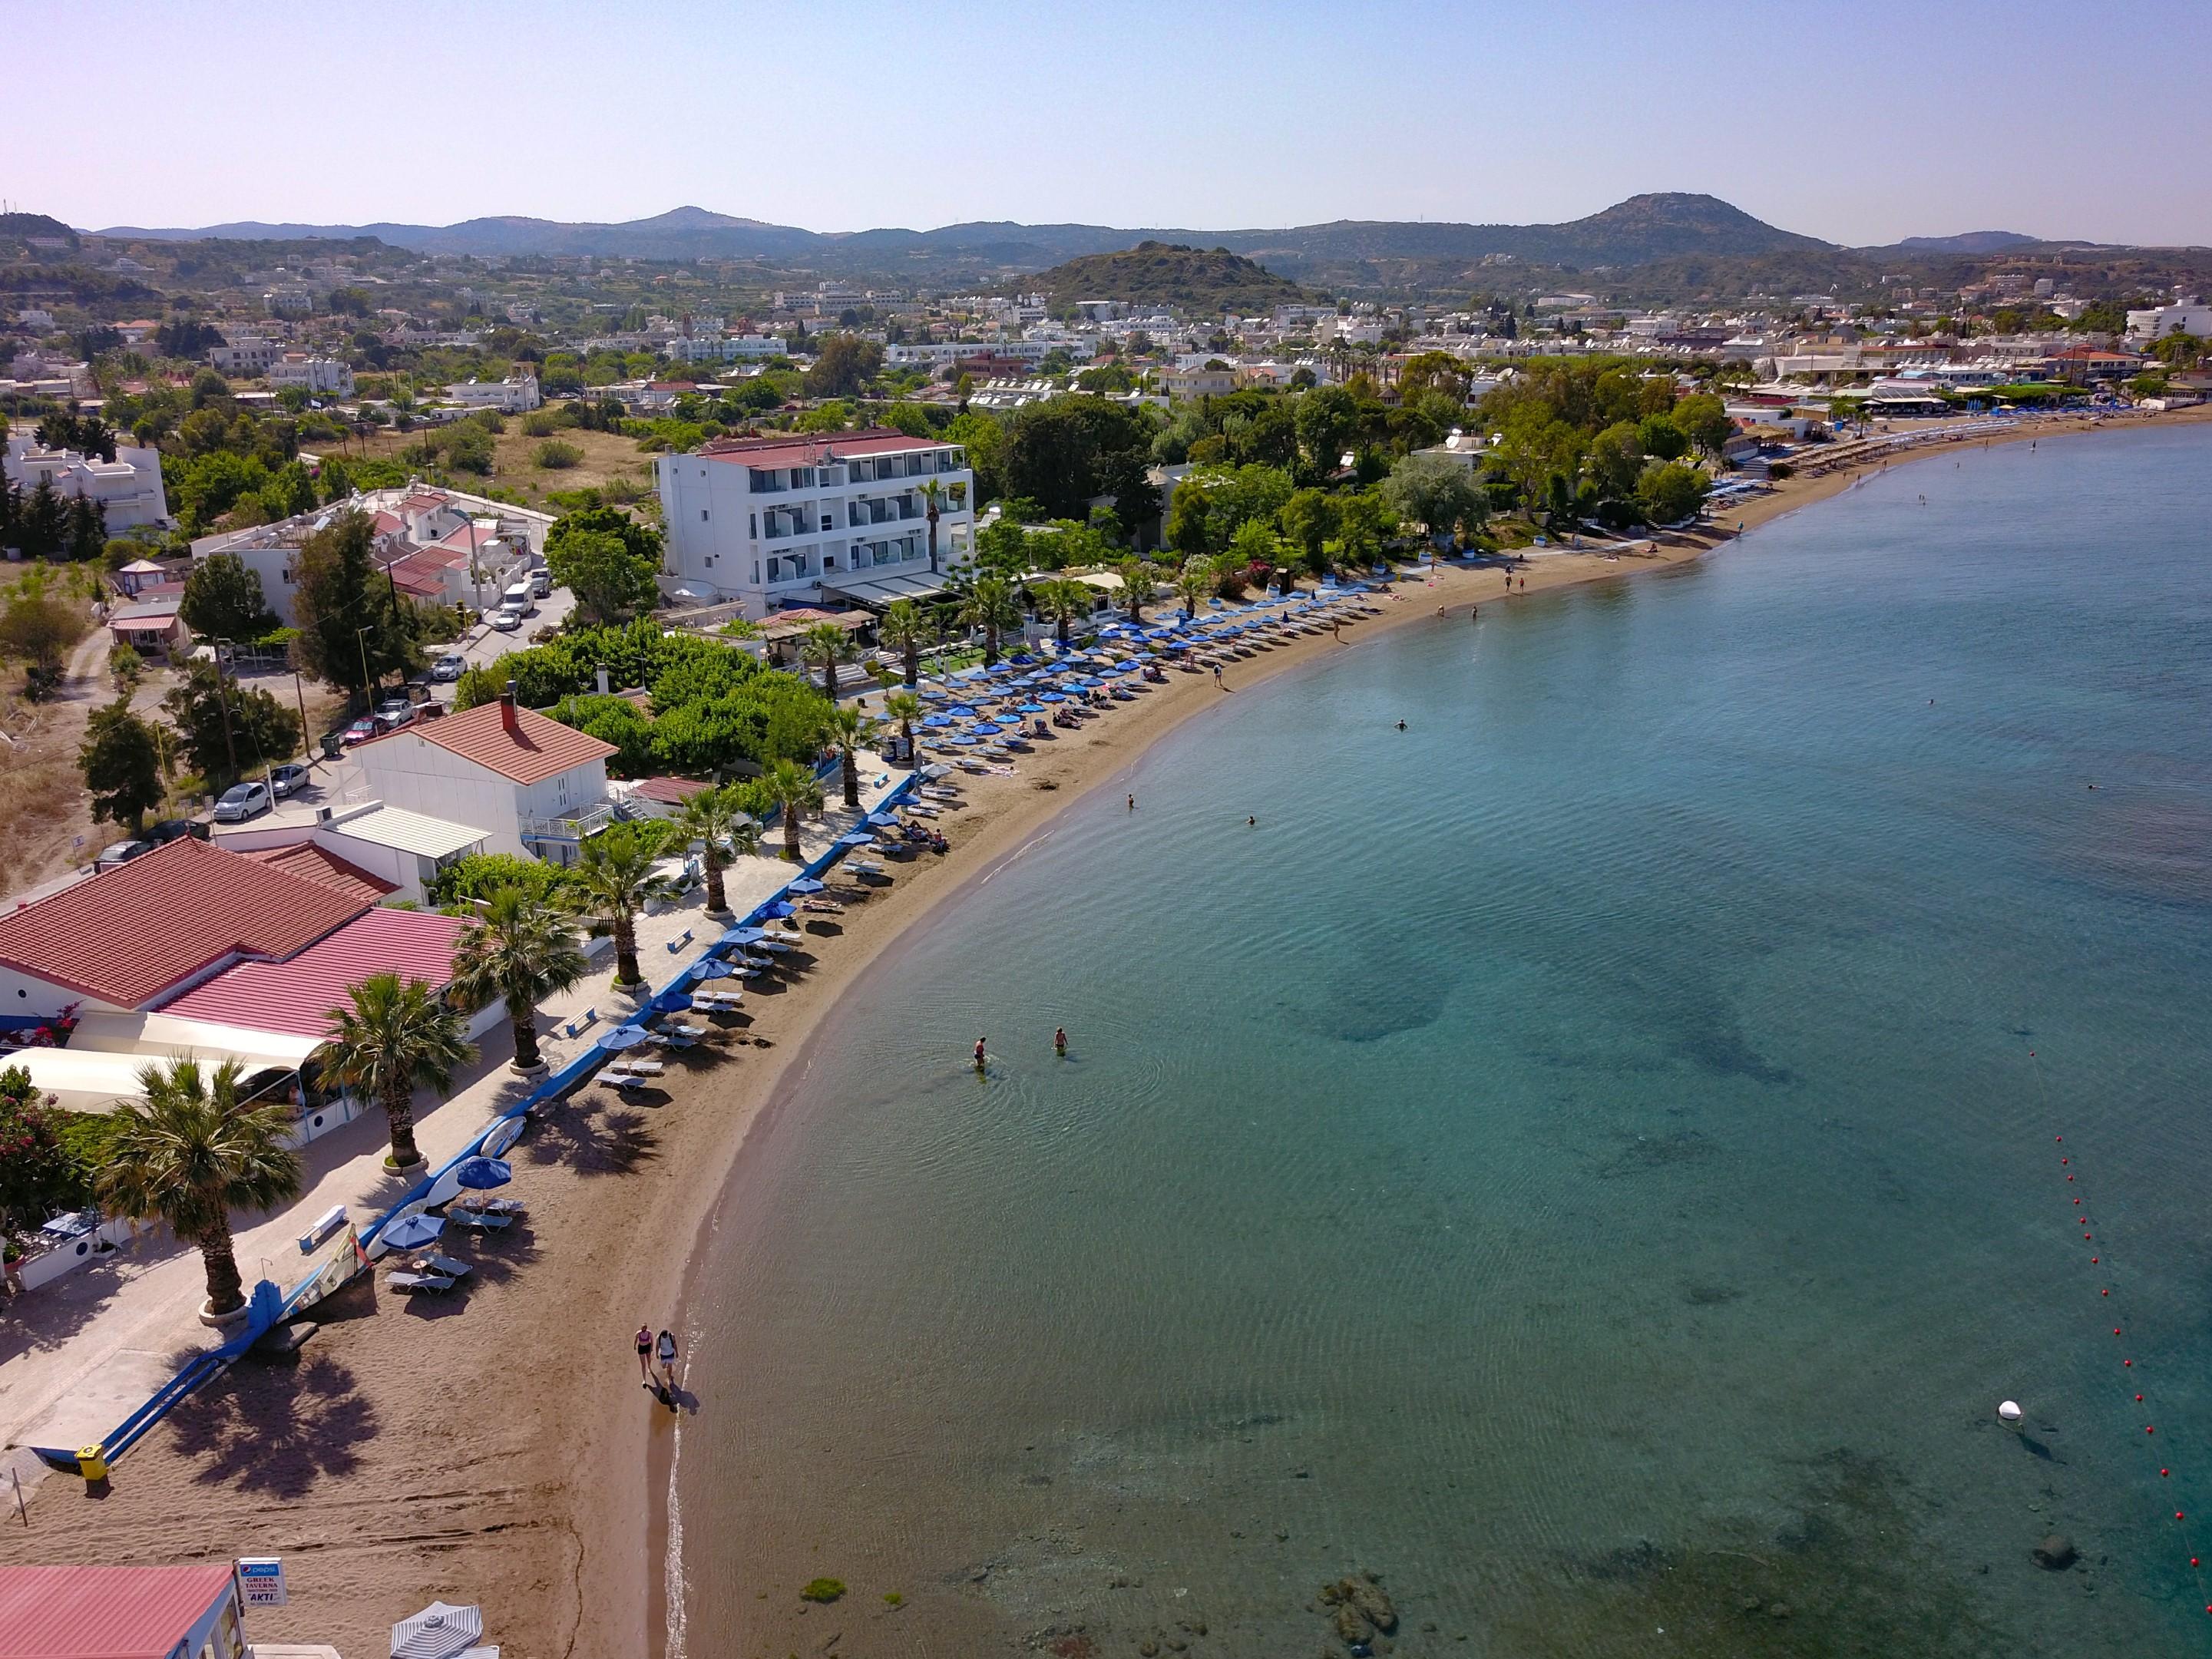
[1334,1604,1367,1644]
[2033,1535,2078,1570]
[1346,1578,1397,1634]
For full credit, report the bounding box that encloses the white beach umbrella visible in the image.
[392,1601,484,1659]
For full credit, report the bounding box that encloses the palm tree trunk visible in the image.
[783,808,802,861]
[383,1086,423,1170]
[511,1003,543,1071]
[927,514,939,574]
[984,624,999,667]
[823,659,838,700]
[1056,615,1070,646]
[903,643,918,688]
[841,749,860,811]
[705,849,728,915]
[200,1221,246,1316]
[615,916,641,987]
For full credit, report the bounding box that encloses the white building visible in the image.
[266,353,355,395]
[4,432,170,530]
[663,333,789,362]
[656,428,974,619]
[2126,299,2212,344]
[264,287,314,316]
[883,339,1062,368]
[352,691,620,863]
[445,373,542,412]
[211,338,284,375]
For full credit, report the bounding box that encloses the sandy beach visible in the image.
[7,400,2205,1656]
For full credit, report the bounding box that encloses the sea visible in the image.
[666,425,2212,1657]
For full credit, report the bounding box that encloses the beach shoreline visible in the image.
[12,402,2204,1657]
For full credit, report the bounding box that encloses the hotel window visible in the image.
[821,513,834,531]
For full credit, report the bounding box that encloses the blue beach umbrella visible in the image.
[947,704,980,717]
[382,1211,444,1249]
[943,732,980,745]
[722,926,767,946]
[970,722,1004,735]
[1038,691,1067,704]
[660,992,696,1013]
[453,1156,511,1191]
[597,1024,652,1051]
[764,900,798,918]
[838,830,877,845]
[690,957,739,980]
[921,713,954,729]
[788,877,826,894]
[1017,702,1047,714]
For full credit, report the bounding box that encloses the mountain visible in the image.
[1879,230,2041,254]
[1023,241,1315,312]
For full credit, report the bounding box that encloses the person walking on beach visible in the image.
[635,1324,653,1383]
[1054,1026,1068,1057]
[655,1328,679,1390]
[1212,663,1224,689]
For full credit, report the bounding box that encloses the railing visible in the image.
[520,802,614,844]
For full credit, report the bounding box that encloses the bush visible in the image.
[534,439,584,470]
[519,409,564,438]
[428,851,574,908]
[800,1580,845,1604]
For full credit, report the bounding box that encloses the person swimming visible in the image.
[1395,719,1407,730]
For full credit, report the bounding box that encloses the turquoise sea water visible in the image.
[672,427,2212,1657]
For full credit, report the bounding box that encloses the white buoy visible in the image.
[1999,1400,2024,1426]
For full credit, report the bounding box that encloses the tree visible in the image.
[1278,489,1340,572]
[292,509,418,696]
[15,477,68,560]
[37,411,119,462]
[162,659,301,785]
[448,885,588,1076]
[547,526,660,625]
[79,698,164,831]
[1587,422,1647,500]
[1636,461,1709,525]
[567,823,679,988]
[973,518,1031,577]
[957,575,1022,666]
[323,973,474,1172]
[1034,577,1093,646]
[884,688,922,755]
[1000,396,1156,521]
[798,622,855,700]
[0,591,87,698]
[179,551,279,641]
[1174,558,1213,619]
[827,703,880,810]
[108,641,144,693]
[1294,384,1363,471]
[760,757,825,861]
[99,1058,303,1320]
[0,1064,78,1241]
[1113,555,1154,623]
[1380,451,1484,542]
[802,333,884,399]
[1670,393,1734,456]
[877,598,927,687]
[672,784,760,917]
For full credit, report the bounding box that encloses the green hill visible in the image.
[1022,241,1315,313]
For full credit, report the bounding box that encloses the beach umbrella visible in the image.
[392,1601,483,1659]
[659,992,696,1013]
[920,763,952,778]
[597,1024,652,1051]
[1017,702,1047,714]
[788,877,826,894]
[764,900,798,918]
[1075,676,1104,688]
[970,722,1004,735]
[838,830,877,845]
[380,1211,444,1250]
[920,713,954,729]
[943,732,980,744]
[866,811,901,826]
[1038,691,1067,703]
[452,1156,511,1191]
[689,957,739,980]
[722,926,767,946]
[947,704,980,717]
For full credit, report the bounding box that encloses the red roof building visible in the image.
[163,907,470,1036]
[241,841,399,904]
[360,696,618,786]
[0,1564,247,1659]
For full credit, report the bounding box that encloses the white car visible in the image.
[212,781,272,822]
[488,607,523,632]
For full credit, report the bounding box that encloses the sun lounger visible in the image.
[666,1021,707,1039]
[388,1270,457,1294]
[602,1069,650,1091]
[848,858,886,874]
[412,1253,472,1279]
[620,1057,666,1076]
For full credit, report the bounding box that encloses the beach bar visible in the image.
[0,1564,256,1659]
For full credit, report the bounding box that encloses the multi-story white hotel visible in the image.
[655,428,974,617]
[266,353,355,395]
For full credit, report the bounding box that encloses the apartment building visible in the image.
[211,338,284,375]
[656,428,974,619]
[267,353,355,395]
[4,432,170,529]
[445,373,542,412]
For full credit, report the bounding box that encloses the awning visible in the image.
[69,1010,326,1072]
[818,570,953,609]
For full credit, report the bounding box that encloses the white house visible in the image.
[210,338,284,375]
[655,427,975,618]
[4,432,170,530]
[351,690,619,863]
[664,333,789,362]
[445,373,542,413]
[267,353,355,395]
[264,287,314,316]
[213,801,488,905]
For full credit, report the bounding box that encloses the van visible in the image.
[501,580,534,615]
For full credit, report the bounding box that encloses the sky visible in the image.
[9,0,2211,246]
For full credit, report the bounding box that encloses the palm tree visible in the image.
[1036,578,1092,647]
[100,1058,303,1322]
[670,782,760,917]
[448,884,588,1076]
[957,574,1022,666]
[1175,557,1213,619]
[798,622,855,701]
[884,688,922,757]
[761,757,825,861]
[878,598,928,688]
[567,822,680,990]
[918,478,944,573]
[1113,555,1153,623]
[826,704,881,810]
[325,973,474,1172]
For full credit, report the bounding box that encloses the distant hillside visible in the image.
[1023,241,1314,312]
[0,210,78,250]
[1884,230,2040,254]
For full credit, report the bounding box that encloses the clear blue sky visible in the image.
[11,0,2210,246]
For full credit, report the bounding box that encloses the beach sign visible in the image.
[236,1556,288,1607]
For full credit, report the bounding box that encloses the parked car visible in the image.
[342,716,379,745]
[374,706,415,734]
[145,818,210,846]
[94,839,152,871]
[375,695,414,720]
[528,567,552,599]
[269,762,309,798]
[431,653,466,682]
[212,782,272,823]
[488,606,522,632]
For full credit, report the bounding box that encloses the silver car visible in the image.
[212,781,271,822]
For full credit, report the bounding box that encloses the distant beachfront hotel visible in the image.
[654,428,974,620]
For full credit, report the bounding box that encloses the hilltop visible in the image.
[1021,241,1314,312]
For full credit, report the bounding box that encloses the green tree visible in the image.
[292,509,418,696]
[883,688,923,755]
[79,698,164,831]
[1278,489,1339,572]
[802,333,884,398]
[1587,422,1648,499]
[452,661,507,711]
[798,622,855,700]
[1174,557,1213,619]
[1670,393,1734,456]
[0,1065,78,1240]
[1380,451,1484,542]
[179,551,279,641]
[323,973,474,1172]
[957,575,1022,666]
[99,1058,303,1320]
[672,784,760,917]
[567,823,680,988]
[1294,384,1363,471]
[0,590,87,699]
[1636,461,1710,524]
[877,598,928,687]
[547,527,660,625]
[162,659,302,785]
[107,641,144,693]
[826,704,880,810]
[1000,395,1156,521]
[760,757,825,862]
[448,885,588,1076]
[974,518,1031,577]
[1033,577,1093,646]
[1113,555,1154,622]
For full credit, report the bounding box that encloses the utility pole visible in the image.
[292,661,312,766]
[355,626,374,702]
[212,640,238,775]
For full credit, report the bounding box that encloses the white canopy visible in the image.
[18,1013,321,1114]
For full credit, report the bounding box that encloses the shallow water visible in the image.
[673,427,2212,1657]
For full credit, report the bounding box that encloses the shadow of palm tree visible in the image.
[523,1094,659,1177]
[167,1351,379,1499]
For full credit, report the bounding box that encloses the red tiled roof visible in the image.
[162,907,470,1037]
[631,775,709,805]
[0,1564,240,1659]
[0,838,369,1008]
[243,841,398,904]
[697,426,950,469]
[362,698,617,785]
[369,509,405,535]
